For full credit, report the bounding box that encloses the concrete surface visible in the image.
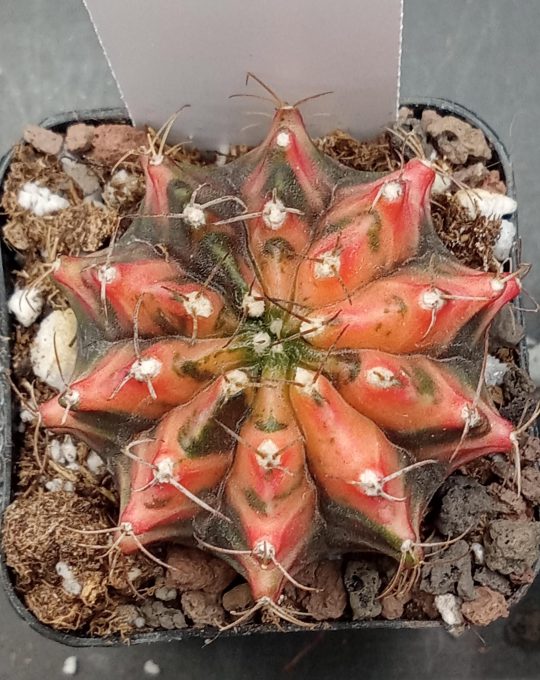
[1,0,540,678]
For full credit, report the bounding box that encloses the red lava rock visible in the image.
[509,567,536,585]
[85,124,147,165]
[480,169,507,194]
[65,123,95,154]
[381,592,411,620]
[23,125,63,156]
[140,600,186,630]
[180,591,226,627]
[411,591,439,619]
[520,435,540,463]
[452,162,488,188]
[286,560,347,621]
[461,586,509,626]
[521,466,540,504]
[165,547,235,594]
[473,567,512,596]
[344,559,382,620]
[222,584,253,613]
[420,540,475,600]
[488,483,528,518]
[484,519,540,576]
[420,110,492,164]
[60,158,101,196]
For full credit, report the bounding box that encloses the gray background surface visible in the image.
[0,1,539,678]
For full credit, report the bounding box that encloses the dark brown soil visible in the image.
[1,110,538,639]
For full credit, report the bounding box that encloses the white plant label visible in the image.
[84,0,403,149]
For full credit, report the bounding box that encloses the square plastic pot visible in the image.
[0,100,537,646]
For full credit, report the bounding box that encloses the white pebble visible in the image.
[471,542,485,565]
[127,567,143,582]
[526,339,540,386]
[45,477,75,493]
[432,172,452,195]
[435,593,464,628]
[155,586,178,602]
[62,436,78,463]
[493,219,516,261]
[8,287,43,327]
[420,159,451,195]
[45,478,63,492]
[18,182,69,216]
[55,561,82,596]
[30,309,77,390]
[48,436,77,465]
[62,656,78,676]
[20,408,35,424]
[485,355,509,386]
[144,660,161,676]
[456,188,517,220]
[103,170,140,208]
[49,439,64,463]
[86,450,105,475]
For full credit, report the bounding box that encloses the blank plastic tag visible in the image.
[84,0,402,149]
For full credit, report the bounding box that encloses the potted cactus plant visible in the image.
[0,92,538,645]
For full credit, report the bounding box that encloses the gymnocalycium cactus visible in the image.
[40,92,524,624]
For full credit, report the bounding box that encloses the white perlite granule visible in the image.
[493,219,517,261]
[55,561,82,596]
[86,450,105,475]
[30,308,77,390]
[8,287,43,327]
[455,188,517,220]
[17,181,69,216]
[485,355,509,386]
[435,594,464,628]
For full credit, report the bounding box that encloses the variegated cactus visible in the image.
[39,102,522,619]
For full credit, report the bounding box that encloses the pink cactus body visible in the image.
[40,105,520,610]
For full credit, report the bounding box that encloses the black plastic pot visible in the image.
[0,100,537,647]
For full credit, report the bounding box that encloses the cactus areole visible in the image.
[40,104,521,614]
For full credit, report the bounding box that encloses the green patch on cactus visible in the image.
[255,415,287,433]
[262,237,296,260]
[243,488,267,515]
[367,216,382,251]
[322,216,352,237]
[264,164,307,212]
[201,232,248,296]
[411,366,437,399]
[173,357,212,381]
